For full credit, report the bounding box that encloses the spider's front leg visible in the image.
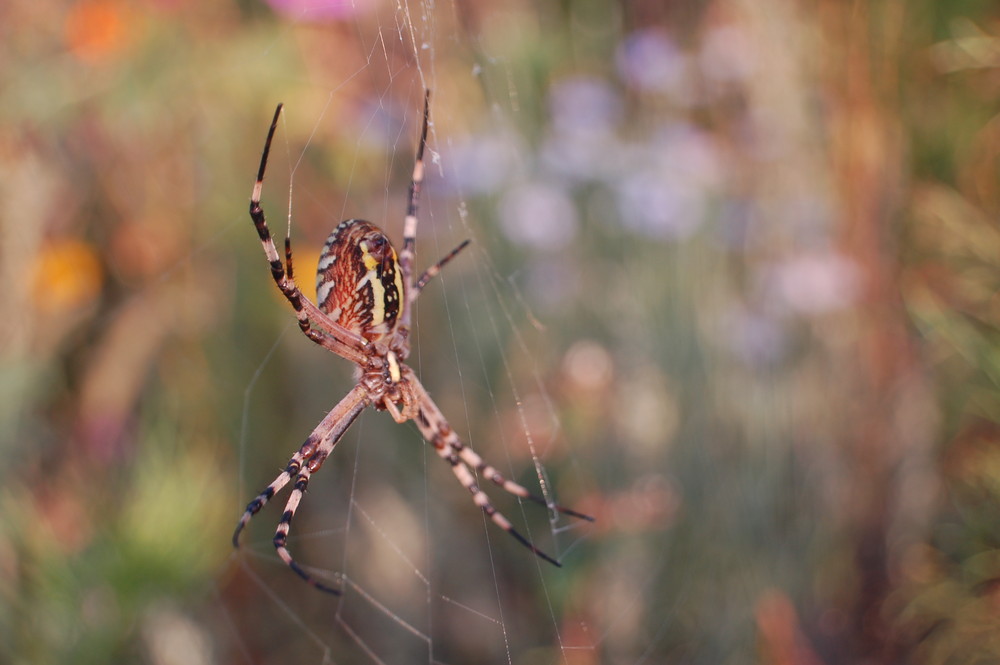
[398,89,430,331]
[249,104,369,365]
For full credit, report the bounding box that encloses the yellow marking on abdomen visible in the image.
[367,266,386,327]
[392,248,404,309]
[356,241,386,329]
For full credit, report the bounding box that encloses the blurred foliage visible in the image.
[3,0,1000,664]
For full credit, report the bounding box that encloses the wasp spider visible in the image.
[232,91,593,594]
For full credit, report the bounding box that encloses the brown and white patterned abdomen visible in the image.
[315,219,404,343]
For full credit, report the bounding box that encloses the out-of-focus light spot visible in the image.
[756,590,824,665]
[65,0,135,63]
[265,0,368,20]
[109,219,183,282]
[351,97,409,152]
[562,340,614,392]
[609,474,678,533]
[617,171,704,239]
[82,585,121,632]
[929,19,1000,72]
[146,0,187,10]
[523,258,580,311]
[614,124,723,239]
[616,369,678,453]
[770,252,860,314]
[444,131,522,194]
[38,487,92,554]
[142,605,213,665]
[550,77,622,135]
[716,200,756,249]
[354,488,426,596]
[719,305,789,366]
[699,25,756,84]
[541,78,624,182]
[540,130,620,182]
[900,543,939,585]
[499,183,578,250]
[518,392,559,450]
[123,444,231,573]
[616,29,694,103]
[31,239,103,312]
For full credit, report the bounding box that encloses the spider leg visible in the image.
[450,441,595,523]
[233,384,369,593]
[249,104,369,365]
[271,467,342,594]
[399,89,430,330]
[413,239,471,295]
[408,374,590,567]
[233,462,296,548]
[427,422,562,566]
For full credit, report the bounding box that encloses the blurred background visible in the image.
[3,0,1000,663]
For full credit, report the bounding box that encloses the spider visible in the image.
[232,91,593,594]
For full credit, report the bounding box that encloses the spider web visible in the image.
[221,4,602,664]
[7,1,929,663]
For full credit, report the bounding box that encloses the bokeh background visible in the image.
[4,0,1000,663]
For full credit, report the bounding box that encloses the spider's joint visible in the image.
[306,449,330,473]
[383,395,409,424]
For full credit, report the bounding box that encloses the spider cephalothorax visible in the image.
[233,91,593,594]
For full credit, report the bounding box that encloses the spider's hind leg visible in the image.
[232,414,328,549]
[232,385,370,594]
[409,376,593,567]
[271,468,342,594]
[233,462,298,548]
[452,443,595,523]
[443,442,565,567]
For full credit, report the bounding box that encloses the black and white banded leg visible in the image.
[399,90,430,329]
[233,385,370,594]
[410,377,592,566]
[249,103,369,364]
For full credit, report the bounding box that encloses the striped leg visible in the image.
[271,468,344,593]
[249,104,369,365]
[399,90,430,330]
[413,239,471,295]
[409,376,592,567]
[233,459,297,548]
[233,385,370,593]
[451,439,594,522]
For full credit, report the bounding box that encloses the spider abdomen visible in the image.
[316,219,404,343]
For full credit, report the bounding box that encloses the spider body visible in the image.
[316,219,405,346]
[233,91,592,594]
